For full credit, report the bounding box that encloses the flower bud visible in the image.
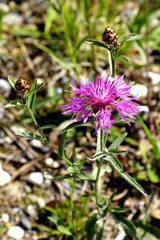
[15,79,30,94]
[102,26,120,48]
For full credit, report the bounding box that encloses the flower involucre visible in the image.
[60,75,139,133]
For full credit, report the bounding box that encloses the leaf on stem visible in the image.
[39,124,55,131]
[24,82,44,97]
[58,131,67,158]
[108,132,127,150]
[8,75,16,89]
[119,33,136,44]
[62,116,94,132]
[15,132,45,142]
[4,101,23,108]
[105,155,123,172]
[86,40,110,50]
[118,172,147,196]
[112,212,140,240]
[27,81,37,111]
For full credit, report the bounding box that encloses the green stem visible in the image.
[70,178,77,240]
[107,49,115,77]
[95,129,105,216]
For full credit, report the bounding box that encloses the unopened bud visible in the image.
[102,26,120,48]
[15,79,30,94]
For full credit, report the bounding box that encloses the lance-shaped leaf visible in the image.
[44,170,95,182]
[108,149,126,154]
[15,132,45,142]
[8,75,16,89]
[4,101,23,108]
[108,132,127,150]
[23,82,44,97]
[27,81,37,111]
[62,116,94,132]
[89,151,107,161]
[118,172,147,196]
[112,212,140,240]
[119,33,136,44]
[39,124,55,131]
[86,40,110,50]
[105,155,123,172]
[58,131,67,157]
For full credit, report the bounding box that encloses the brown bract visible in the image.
[15,79,30,94]
[102,26,120,48]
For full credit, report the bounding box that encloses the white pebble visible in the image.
[8,226,25,239]
[130,84,148,99]
[30,139,43,148]
[2,213,9,223]
[0,165,11,186]
[28,172,43,185]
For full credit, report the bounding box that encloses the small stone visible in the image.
[27,205,37,217]
[130,84,148,99]
[8,226,25,239]
[0,78,12,97]
[30,139,43,148]
[2,213,9,223]
[0,165,11,186]
[28,172,43,185]
[45,158,60,168]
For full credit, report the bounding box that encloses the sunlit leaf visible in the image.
[86,40,110,50]
[119,172,147,196]
[4,101,23,108]
[39,124,55,131]
[8,75,16,89]
[108,132,127,150]
[15,132,45,142]
[105,155,123,172]
[24,82,44,97]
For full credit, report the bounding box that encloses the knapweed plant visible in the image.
[5,27,147,240]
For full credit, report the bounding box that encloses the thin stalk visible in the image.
[70,178,77,240]
[95,129,105,216]
[107,49,115,77]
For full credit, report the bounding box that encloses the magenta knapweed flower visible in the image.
[60,75,139,133]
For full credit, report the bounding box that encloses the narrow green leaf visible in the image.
[110,207,127,213]
[119,33,136,43]
[8,75,16,89]
[62,116,94,132]
[4,101,23,108]
[35,43,73,71]
[48,217,72,235]
[77,157,87,167]
[15,132,45,142]
[39,124,55,131]
[86,213,97,240]
[105,155,123,172]
[108,149,126,154]
[24,83,44,97]
[27,81,37,111]
[108,132,127,150]
[86,40,110,50]
[112,212,140,240]
[119,172,147,196]
[89,151,107,161]
[44,170,95,182]
[116,56,131,64]
[134,220,160,238]
[147,169,159,183]
[58,131,67,157]
[12,27,42,37]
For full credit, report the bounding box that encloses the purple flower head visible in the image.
[60,75,139,134]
